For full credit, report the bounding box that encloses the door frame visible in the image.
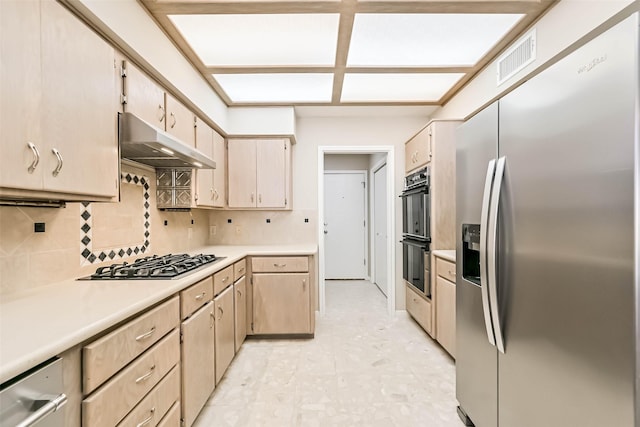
[323,170,369,280]
[370,158,387,293]
[318,146,395,317]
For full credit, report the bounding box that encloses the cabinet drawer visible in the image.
[406,285,432,333]
[213,265,234,295]
[83,296,179,394]
[436,258,456,283]
[82,329,180,427]
[116,364,180,427]
[251,256,308,273]
[157,401,181,427]
[234,258,247,281]
[180,276,213,320]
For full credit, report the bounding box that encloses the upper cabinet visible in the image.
[227,138,291,209]
[194,117,225,208]
[0,0,119,203]
[405,126,432,174]
[122,61,195,147]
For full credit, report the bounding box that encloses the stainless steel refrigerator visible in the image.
[456,12,639,427]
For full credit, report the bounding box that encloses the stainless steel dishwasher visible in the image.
[0,358,66,427]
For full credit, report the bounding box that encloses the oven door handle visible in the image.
[480,159,497,348]
[400,186,428,197]
[400,239,428,250]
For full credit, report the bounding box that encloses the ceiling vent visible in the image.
[496,29,536,86]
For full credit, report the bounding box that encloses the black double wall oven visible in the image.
[401,167,431,296]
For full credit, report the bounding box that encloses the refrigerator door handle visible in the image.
[488,156,507,353]
[480,159,497,347]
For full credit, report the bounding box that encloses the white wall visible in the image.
[324,154,372,171]
[433,0,637,120]
[295,115,429,309]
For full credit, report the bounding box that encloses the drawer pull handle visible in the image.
[27,142,40,173]
[222,277,228,283]
[135,327,156,342]
[135,365,155,384]
[237,289,242,297]
[158,105,165,122]
[136,407,155,427]
[195,292,206,300]
[238,267,245,274]
[218,306,224,320]
[170,112,177,129]
[273,263,286,268]
[302,279,306,290]
[51,148,63,177]
[210,310,215,327]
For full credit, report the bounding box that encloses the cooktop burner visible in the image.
[80,253,223,280]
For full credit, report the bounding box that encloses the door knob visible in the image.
[324,230,328,234]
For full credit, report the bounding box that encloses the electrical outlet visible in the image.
[210,225,217,236]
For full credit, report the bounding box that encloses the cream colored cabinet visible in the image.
[406,285,432,334]
[122,61,195,147]
[227,138,291,209]
[435,256,456,358]
[0,0,119,202]
[234,275,247,352]
[194,118,225,208]
[250,256,315,335]
[166,92,195,147]
[214,285,235,384]
[181,301,215,427]
[405,127,431,174]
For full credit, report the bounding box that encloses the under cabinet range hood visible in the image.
[118,112,216,169]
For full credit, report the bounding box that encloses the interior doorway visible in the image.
[318,146,395,317]
[324,171,367,279]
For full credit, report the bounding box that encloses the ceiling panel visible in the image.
[169,13,340,66]
[347,13,524,67]
[341,73,465,102]
[213,73,334,102]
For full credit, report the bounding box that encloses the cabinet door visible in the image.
[256,139,287,208]
[165,93,195,147]
[436,276,456,357]
[194,117,215,207]
[181,302,215,427]
[40,0,119,198]
[234,276,247,352]
[405,127,430,173]
[123,61,166,129]
[0,0,43,192]
[214,286,235,384]
[227,139,257,208]
[253,273,311,334]
[212,130,226,208]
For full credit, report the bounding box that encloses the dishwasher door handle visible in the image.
[15,393,67,427]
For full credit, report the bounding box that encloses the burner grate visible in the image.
[82,253,221,280]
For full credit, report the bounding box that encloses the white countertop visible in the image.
[0,244,317,384]
[432,250,456,263]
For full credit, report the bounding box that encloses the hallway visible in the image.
[194,280,459,426]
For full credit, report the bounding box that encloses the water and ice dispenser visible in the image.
[462,224,481,286]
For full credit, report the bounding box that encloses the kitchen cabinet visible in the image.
[406,285,432,334]
[122,60,195,147]
[435,256,456,358]
[181,301,215,427]
[0,0,119,203]
[194,117,225,208]
[214,285,235,384]
[234,259,247,352]
[251,256,315,335]
[227,138,291,209]
[405,127,431,174]
[179,276,214,427]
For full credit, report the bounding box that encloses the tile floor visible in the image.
[194,280,461,426]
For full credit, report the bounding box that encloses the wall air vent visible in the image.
[497,29,536,86]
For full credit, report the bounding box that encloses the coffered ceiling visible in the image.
[140,0,555,107]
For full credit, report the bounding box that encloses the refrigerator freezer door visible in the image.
[456,102,499,427]
[497,15,637,427]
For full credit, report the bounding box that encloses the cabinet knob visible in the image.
[27,142,40,173]
[51,148,63,177]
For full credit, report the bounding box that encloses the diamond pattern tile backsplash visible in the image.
[0,164,210,295]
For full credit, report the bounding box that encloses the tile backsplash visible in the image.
[0,163,209,296]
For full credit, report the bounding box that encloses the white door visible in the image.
[373,164,388,296]
[324,172,366,279]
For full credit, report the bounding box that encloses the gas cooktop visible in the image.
[80,253,224,280]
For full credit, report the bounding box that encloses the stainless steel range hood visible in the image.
[119,112,216,169]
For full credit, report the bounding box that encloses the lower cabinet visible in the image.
[234,275,247,352]
[253,273,311,335]
[434,256,457,358]
[214,286,235,384]
[181,301,215,427]
[406,284,432,334]
[158,401,182,427]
